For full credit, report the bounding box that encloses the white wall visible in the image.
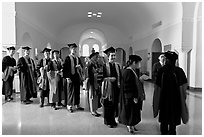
[195,18,202,88]
[132,22,182,78]
[2,2,16,45]
[16,15,60,60]
[57,22,130,49]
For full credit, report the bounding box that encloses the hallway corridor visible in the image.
[2,81,202,135]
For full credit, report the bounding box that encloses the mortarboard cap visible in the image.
[52,50,59,54]
[103,47,116,55]
[129,55,142,63]
[22,46,31,50]
[158,52,165,59]
[67,43,77,48]
[7,46,15,50]
[89,52,99,59]
[41,47,52,53]
[164,51,178,61]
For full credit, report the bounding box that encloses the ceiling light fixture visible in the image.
[88,11,102,18]
[97,12,102,15]
[88,11,92,15]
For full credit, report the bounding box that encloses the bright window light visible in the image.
[93,44,99,52]
[83,44,89,56]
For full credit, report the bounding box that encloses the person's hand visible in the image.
[66,78,72,83]
[133,98,138,104]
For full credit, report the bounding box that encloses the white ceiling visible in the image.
[15,2,182,40]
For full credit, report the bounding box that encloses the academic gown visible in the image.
[155,64,187,126]
[118,68,142,126]
[87,61,99,113]
[102,62,121,125]
[63,55,83,106]
[152,62,162,83]
[2,56,17,96]
[48,59,64,103]
[17,57,37,101]
[37,58,52,98]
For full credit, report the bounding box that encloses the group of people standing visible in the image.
[2,43,188,135]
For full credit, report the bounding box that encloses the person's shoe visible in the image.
[27,99,33,103]
[127,126,134,134]
[67,108,73,113]
[133,126,138,132]
[91,112,101,117]
[76,107,84,111]
[9,97,14,100]
[40,104,44,108]
[22,100,30,104]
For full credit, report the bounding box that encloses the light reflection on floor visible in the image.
[2,81,202,135]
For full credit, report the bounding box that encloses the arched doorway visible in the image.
[151,38,162,78]
[79,28,107,56]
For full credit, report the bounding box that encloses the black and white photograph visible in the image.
[1,0,202,135]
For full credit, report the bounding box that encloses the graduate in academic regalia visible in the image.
[48,50,64,110]
[87,52,101,117]
[101,46,121,128]
[2,46,17,101]
[17,46,37,104]
[37,47,52,107]
[153,51,188,135]
[118,55,145,134]
[63,43,84,113]
[152,53,165,83]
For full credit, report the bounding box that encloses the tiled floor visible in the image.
[2,81,202,135]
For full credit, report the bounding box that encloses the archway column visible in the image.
[175,46,191,76]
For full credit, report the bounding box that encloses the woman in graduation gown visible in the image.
[87,52,101,117]
[2,46,17,101]
[118,55,145,134]
[48,50,64,110]
[17,46,37,104]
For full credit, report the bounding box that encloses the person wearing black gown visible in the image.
[2,46,17,101]
[87,52,101,117]
[101,47,121,128]
[63,43,84,113]
[152,53,165,83]
[37,47,52,107]
[17,46,37,104]
[118,55,145,134]
[153,51,188,135]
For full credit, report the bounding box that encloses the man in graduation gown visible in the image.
[152,53,165,82]
[2,46,17,101]
[87,52,101,117]
[153,51,188,135]
[118,55,145,134]
[101,46,121,128]
[48,50,64,110]
[37,47,52,107]
[17,46,37,104]
[63,43,84,113]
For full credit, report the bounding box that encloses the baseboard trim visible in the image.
[188,86,202,92]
